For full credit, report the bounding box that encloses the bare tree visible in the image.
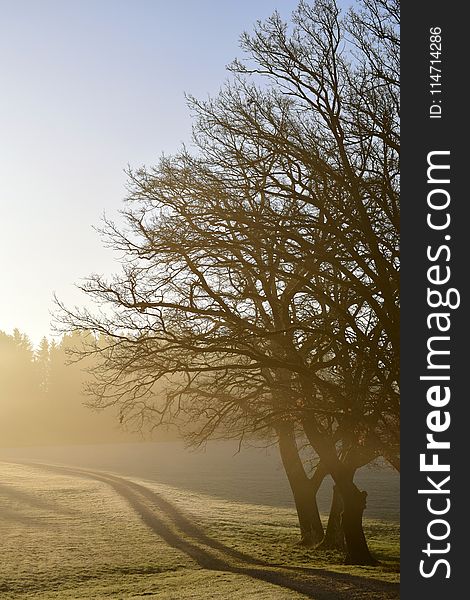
[56,0,399,566]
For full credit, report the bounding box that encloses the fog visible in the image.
[0,329,171,447]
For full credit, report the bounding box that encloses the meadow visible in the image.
[0,445,399,599]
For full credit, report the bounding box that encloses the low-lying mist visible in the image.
[0,329,172,447]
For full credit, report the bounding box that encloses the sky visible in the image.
[1,0,311,347]
[1,0,354,350]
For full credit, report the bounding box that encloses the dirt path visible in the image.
[15,462,400,600]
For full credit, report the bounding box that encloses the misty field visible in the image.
[0,441,400,521]
[0,453,399,600]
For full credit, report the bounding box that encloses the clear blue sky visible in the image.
[0,0,345,346]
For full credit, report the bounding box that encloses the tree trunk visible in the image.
[341,486,376,564]
[277,424,324,545]
[301,417,377,565]
[317,484,345,551]
[292,479,324,546]
[335,476,377,565]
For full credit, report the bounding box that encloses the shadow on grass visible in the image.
[12,462,400,600]
[0,481,76,516]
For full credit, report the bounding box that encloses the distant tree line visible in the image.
[56,0,399,565]
[0,330,140,446]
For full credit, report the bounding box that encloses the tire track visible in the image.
[11,462,400,600]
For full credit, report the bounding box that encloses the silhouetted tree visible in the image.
[56,0,399,565]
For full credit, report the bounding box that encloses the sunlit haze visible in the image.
[0,2,400,595]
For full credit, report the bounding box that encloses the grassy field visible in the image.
[0,461,399,599]
[0,441,400,522]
